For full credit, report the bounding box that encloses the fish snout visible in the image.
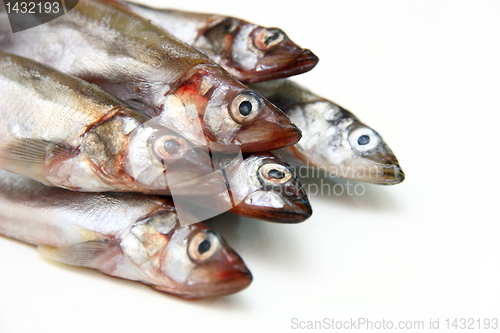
[188,267,252,299]
[235,103,302,153]
[379,163,405,185]
[348,160,405,185]
[247,47,319,83]
[181,252,253,299]
[279,185,313,223]
[282,199,313,222]
[368,148,405,185]
[290,49,319,74]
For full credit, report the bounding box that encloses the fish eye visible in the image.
[348,127,381,152]
[230,91,263,124]
[258,163,293,185]
[188,231,220,263]
[239,101,252,116]
[358,135,370,145]
[254,28,285,51]
[152,135,186,161]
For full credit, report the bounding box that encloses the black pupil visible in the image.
[265,30,281,45]
[239,101,253,116]
[198,239,211,254]
[358,135,370,146]
[268,169,285,179]
[164,139,181,154]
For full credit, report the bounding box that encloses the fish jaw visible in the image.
[231,105,302,153]
[153,265,252,299]
[157,251,252,299]
[239,49,319,84]
[341,148,405,185]
[231,185,312,223]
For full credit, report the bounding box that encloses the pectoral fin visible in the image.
[38,242,119,269]
[0,139,76,180]
[38,241,147,282]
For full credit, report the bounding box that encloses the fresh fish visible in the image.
[0,51,222,195]
[0,170,252,299]
[0,0,301,153]
[179,151,312,223]
[250,80,405,185]
[125,2,319,83]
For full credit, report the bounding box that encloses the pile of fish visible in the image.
[0,0,404,299]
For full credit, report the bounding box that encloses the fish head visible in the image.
[122,211,251,299]
[226,152,312,223]
[86,110,224,195]
[198,18,318,83]
[341,120,405,185]
[168,65,301,153]
[292,104,404,185]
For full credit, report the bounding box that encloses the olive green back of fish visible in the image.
[69,0,210,79]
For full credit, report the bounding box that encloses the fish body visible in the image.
[0,170,252,299]
[0,52,308,221]
[0,51,220,194]
[125,2,319,83]
[250,80,405,185]
[0,0,301,152]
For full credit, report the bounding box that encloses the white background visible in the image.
[1,0,499,332]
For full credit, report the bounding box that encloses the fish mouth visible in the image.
[376,164,405,185]
[236,120,302,153]
[231,197,312,223]
[245,49,319,84]
[269,199,313,223]
[153,265,253,300]
[341,162,405,185]
[192,266,253,299]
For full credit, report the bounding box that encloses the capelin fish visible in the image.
[0,51,223,195]
[125,2,319,84]
[0,0,301,153]
[0,170,252,299]
[178,151,312,223]
[250,80,405,185]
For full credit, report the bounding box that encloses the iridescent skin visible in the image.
[125,2,319,84]
[0,0,301,153]
[0,52,219,195]
[250,80,405,185]
[0,170,252,299]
